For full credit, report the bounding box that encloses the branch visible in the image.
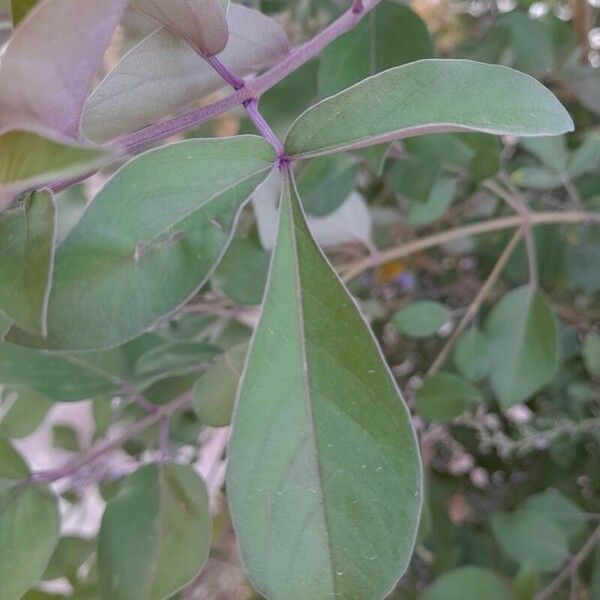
[535,523,600,600]
[115,0,380,155]
[426,227,524,376]
[340,211,600,282]
[31,392,192,484]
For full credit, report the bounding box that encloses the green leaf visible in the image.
[0,190,56,334]
[296,154,358,216]
[0,436,60,600]
[43,536,95,582]
[51,425,80,452]
[83,4,288,142]
[211,238,270,305]
[131,0,228,56]
[133,341,220,379]
[10,0,37,25]
[7,137,276,351]
[485,286,559,409]
[0,341,131,401]
[491,509,568,572]
[524,489,587,541]
[0,132,108,211]
[583,332,600,377]
[512,564,538,600]
[510,166,563,190]
[568,132,600,178]
[520,136,569,174]
[227,175,422,600]
[0,386,53,439]
[318,1,433,97]
[453,327,490,382]
[98,463,211,600]
[423,566,509,600]
[392,300,449,338]
[192,341,248,427]
[416,372,482,422]
[284,60,573,159]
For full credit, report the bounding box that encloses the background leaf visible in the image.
[98,463,211,600]
[423,566,509,600]
[392,300,449,338]
[0,436,60,600]
[227,175,422,600]
[485,285,559,409]
[416,372,482,422]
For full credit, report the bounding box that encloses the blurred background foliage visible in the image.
[0,0,599,597]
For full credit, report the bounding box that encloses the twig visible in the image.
[340,210,599,282]
[426,227,524,376]
[535,523,600,600]
[30,392,192,484]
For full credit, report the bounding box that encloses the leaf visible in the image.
[83,4,288,143]
[284,59,573,159]
[510,166,563,190]
[212,238,269,305]
[192,341,247,426]
[0,190,56,334]
[491,509,568,572]
[227,175,422,600]
[0,341,131,401]
[134,341,220,378]
[318,1,433,97]
[520,136,569,174]
[423,566,509,600]
[485,286,559,409]
[131,0,228,56]
[0,0,128,139]
[98,463,211,600]
[416,372,482,422]
[43,536,95,582]
[512,564,538,600]
[0,386,53,439]
[296,154,358,216]
[392,300,449,338]
[9,0,37,25]
[7,136,276,351]
[0,436,60,600]
[51,425,80,452]
[0,132,108,212]
[453,327,490,382]
[524,489,587,541]
[568,132,600,178]
[583,332,600,377]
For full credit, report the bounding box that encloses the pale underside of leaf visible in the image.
[0,0,129,139]
[284,59,574,159]
[6,136,276,351]
[130,0,228,57]
[83,3,289,143]
[228,174,422,600]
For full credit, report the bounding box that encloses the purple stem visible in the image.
[205,55,246,90]
[243,98,284,156]
[50,0,375,190]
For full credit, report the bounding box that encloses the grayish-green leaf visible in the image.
[227,175,422,600]
[0,436,60,600]
[284,60,573,159]
[423,566,509,600]
[98,463,211,600]
[318,1,433,97]
[296,154,358,216]
[524,489,587,541]
[9,0,37,25]
[43,536,95,582]
[192,341,247,426]
[211,238,269,305]
[453,327,490,382]
[83,4,288,142]
[130,0,228,56]
[583,332,600,377]
[0,132,108,211]
[134,341,219,378]
[491,509,568,572]
[416,372,482,422]
[0,190,56,334]
[392,300,449,338]
[7,136,276,351]
[51,424,80,452]
[0,386,53,439]
[485,286,559,409]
